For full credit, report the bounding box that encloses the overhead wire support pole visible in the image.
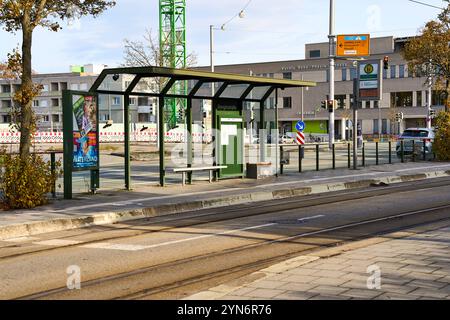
[328,0,336,150]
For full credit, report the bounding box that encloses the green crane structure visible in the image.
[159,0,187,129]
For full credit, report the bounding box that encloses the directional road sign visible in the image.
[296,121,306,132]
[337,34,370,57]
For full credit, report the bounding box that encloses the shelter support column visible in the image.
[186,97,193,184]
[159,97,166,187]
[259,100,266,162]
[124,94,131,190]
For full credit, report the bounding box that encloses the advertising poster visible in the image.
[72,95,99,170]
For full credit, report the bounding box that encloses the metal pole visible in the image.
[352,78,358,170]
[159,97,165,186]
[376,142,379,165]
[401,140,405,163]
[51,152,56,198]
[389,141,392,164]
[363,142,366,167]
[187,98,193,184]
[299,146,303,173]
[124,94,131,190]
[328,0,336,149]
[427,69,432,129]
[332,144,336,169]
[412,140,416,162]
[280,146,284,175]
[348,143,351,169]
[316,144,320,171]
[423,139,427,161]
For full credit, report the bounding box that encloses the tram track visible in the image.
[17,201,450,300]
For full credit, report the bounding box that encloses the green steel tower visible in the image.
[159,0,187,129]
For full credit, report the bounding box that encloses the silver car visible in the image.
[396,128,434,158]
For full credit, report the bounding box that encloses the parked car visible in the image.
[396,128,434,158]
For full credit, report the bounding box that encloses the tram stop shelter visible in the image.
[88,66,316,189]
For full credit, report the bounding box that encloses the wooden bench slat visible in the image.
[173,166,227,173]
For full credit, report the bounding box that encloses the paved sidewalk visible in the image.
[1,161,450,240]
[187,223,450,300]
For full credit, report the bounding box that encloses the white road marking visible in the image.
[298,215,325,222]
[81,243,147,251]
[33,239,83,246]
[79,223,277,252]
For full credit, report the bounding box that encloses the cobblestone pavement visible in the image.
[187,225,450,300]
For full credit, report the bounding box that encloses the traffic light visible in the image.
[383,56,389,70]
[395,112,404,122]
[327,99,334,112]
[429,109,436,118]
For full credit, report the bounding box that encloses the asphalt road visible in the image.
[1,177,449,300]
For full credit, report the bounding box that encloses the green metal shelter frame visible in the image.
[89,66,316,188]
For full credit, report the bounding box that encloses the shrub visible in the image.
[0,152,61,210]
[433,111,450,161]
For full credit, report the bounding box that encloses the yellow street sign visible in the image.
[337,34,370,57]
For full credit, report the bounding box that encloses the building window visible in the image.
[373,101,379,109]
[390,65,396,79]
[382,119,388,134]
[52,114,60,123]
[112,97,121,105]
[42,115,49,122]
[335,95,346,109]
[129,98,137,106]
[283,97,292,109]
[373,119,379,134]
[399,65,405,78]
[309,50,321,58]
[51,82,59,91]
[432,90,446,106]
[51,98,59,107]
[1,100,12,108]
[40,100,48,107]
[60,82,68,91]
[350,68,357,80]
[416,91,423,107]
[268,73,274,78]
[33,100,40,107]
[42,84,49,92]
[282,72,292,80]
[341,68,347,81]
[1,85,11,93]
[2,115,11,123]
[138,113,150,122]
[391,92,413,107]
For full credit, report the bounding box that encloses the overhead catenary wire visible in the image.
[407,0,445,10]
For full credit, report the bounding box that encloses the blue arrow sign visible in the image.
[296,121,306,132]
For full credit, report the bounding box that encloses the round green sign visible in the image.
[364,64,374,74]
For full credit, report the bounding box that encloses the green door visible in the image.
[218,116,244,178]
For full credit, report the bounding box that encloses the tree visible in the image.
[0,0,116,161]
[403,3,450,112]
[121,29,197,69]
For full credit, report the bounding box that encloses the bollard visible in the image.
[412,140,416,162]
[389,141,392,164]
[348,143,351,169]
[401,140,405,163]
[280,146,284,175]
[50,152,56,198]
[423,139,427,161]
[299,146,303,173]
[316,144,320,171]
[332,144,336,170]
[376,142,379,165]
[362,143,366,167]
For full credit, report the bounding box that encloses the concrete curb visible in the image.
[1,169,449,241]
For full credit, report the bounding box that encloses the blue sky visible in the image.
[0,0,446,73]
